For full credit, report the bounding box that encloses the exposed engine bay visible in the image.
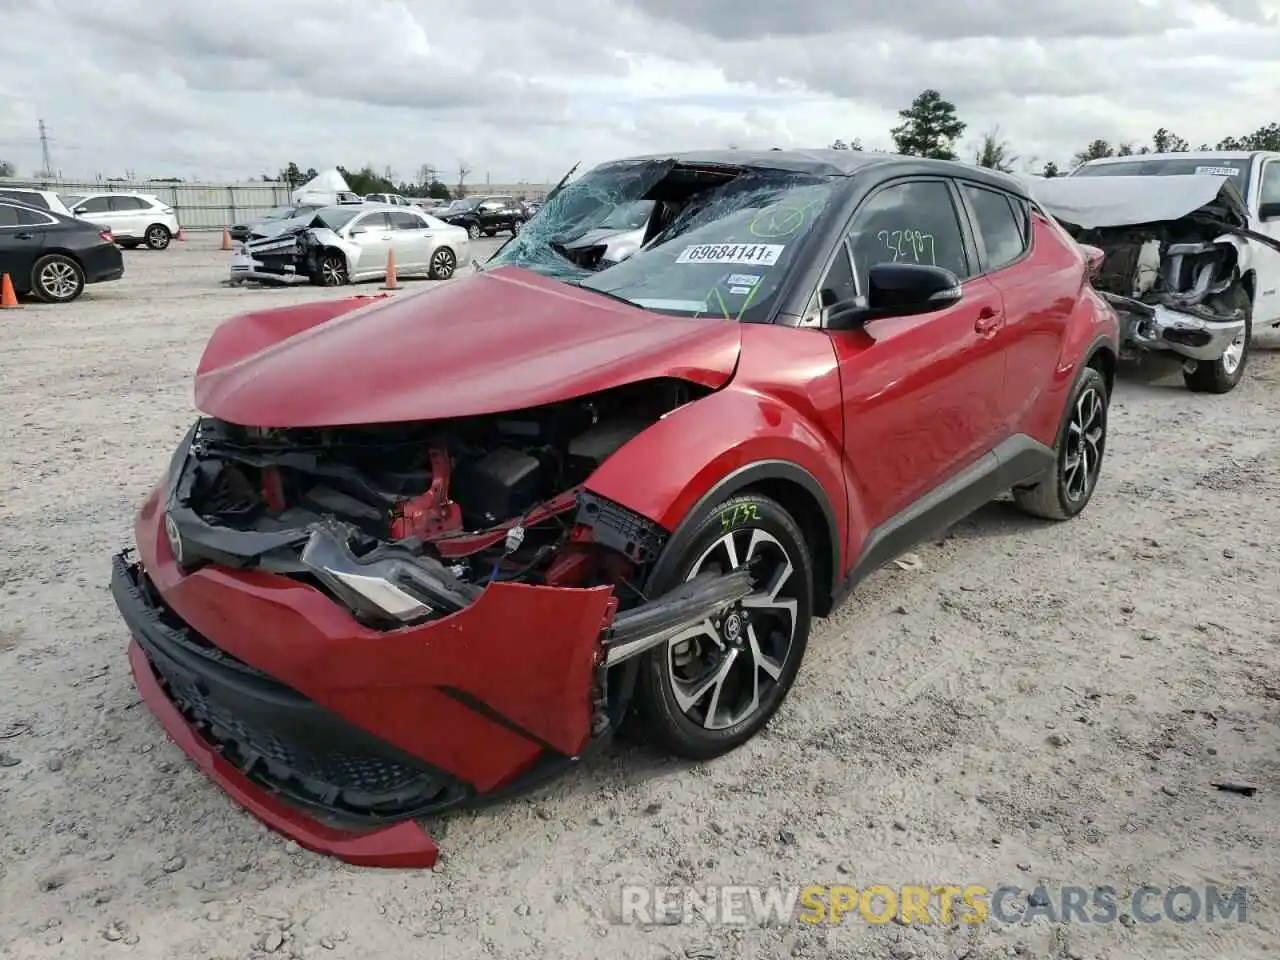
[168,379,711,632]
[1027,173,1267,366]
[1070,222,1248,362]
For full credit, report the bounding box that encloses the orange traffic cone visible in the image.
[221,227,232,251]
[381,249,399,290]
[176,227,187,241]
[0,273,19,309]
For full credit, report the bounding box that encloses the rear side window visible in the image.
[388,211,423,230]
[109,196,147,211]
[15,207,52,225]
[0,205,19,227]
[77,196,111,213]
[961,184,1028,271]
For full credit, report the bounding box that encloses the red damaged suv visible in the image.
[111,150,1119,867]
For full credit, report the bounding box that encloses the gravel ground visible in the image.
[1,233,1278,960]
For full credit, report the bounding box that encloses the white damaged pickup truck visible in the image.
[1030,152,1280,393]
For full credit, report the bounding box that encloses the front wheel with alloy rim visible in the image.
[1013,366,1108,520]
[428,247,456,280]
[311,251,349,286]
[31,254,85,303]
[467,223,482,240]
[634,494,813,760]
[145,224,171,250]
[1184,286,1251,393]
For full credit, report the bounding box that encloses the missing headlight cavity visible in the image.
[173,379,696,626]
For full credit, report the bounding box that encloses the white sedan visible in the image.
[230,204,471,286]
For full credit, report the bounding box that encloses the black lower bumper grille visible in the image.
[112,556,473,823]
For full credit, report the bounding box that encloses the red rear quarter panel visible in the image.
[1001,212,1120,447]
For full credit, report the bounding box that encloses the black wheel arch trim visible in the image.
[644,458,840,598]
[605,458,840,726]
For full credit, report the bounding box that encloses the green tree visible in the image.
[890,89,966,160]
[1151,128,1189,153]
[336,164,394,196]
[426,180,451,200]
[1042,160,1060,178]
[829,138,864,151]
[0,159,16,178]
[1073,139,1115,165]
[973,125,1017,172]
[1219,122,1280,151]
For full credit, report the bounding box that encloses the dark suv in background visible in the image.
[436,195,526,238]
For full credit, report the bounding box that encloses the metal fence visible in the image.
[0,178,291,231]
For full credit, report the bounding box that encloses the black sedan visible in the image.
[0,199,124,303]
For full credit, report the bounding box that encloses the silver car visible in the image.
[557,199,654,267]
[230,204,471,286]
[229,204,319,242]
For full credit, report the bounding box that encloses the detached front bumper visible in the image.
[1105,293,1246,362]
[229,248,309,285]
[113,480,750,867]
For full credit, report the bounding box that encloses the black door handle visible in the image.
[14,232,33,240]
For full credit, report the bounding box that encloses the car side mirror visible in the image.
[1259,200,1280,222]
[828,262,962,328]
[349,226,366,236]
[74,206,87,215]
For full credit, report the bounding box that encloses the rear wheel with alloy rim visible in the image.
[1013,366,1108,520]
[31,254,85,303]
[428,247,456,280]
[145,224,171,250]
[634,494,813,760]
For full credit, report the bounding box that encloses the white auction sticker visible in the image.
[726,273,762,287]
[1194,166,1240,177]
[676,243,784,266]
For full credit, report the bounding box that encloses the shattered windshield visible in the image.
[600,199,655,230]
[312,207,360,231]
[1075,158,1251,198]
[485,159,838,323]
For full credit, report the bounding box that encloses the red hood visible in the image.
[194,268,742,427]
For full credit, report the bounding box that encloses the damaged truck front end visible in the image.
[111,379,755,867]
[1031,174,1271,392]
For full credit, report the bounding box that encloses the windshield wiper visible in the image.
[568,281,640,310]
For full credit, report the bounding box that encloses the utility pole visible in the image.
[37,119,54,179]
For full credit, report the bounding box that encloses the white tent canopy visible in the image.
[291,168,353,206]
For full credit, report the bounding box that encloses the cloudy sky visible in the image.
[1,0,1277,186]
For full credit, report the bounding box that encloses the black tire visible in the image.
[427,246,456,280]
[1184,286,1251,394]
[144,224,171,250]
[511,220,523,236]
[633,493,813,760]
[467,223,482,240]
[1013,366,1108,520]
[311,251,348,287]
[30,253,85,304]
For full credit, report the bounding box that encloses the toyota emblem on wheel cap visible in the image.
[164,513,183,564]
